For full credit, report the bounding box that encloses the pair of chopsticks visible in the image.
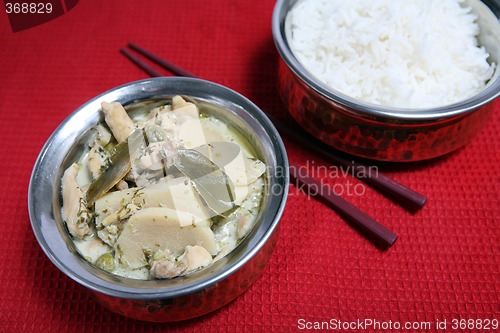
[120,42,427,249]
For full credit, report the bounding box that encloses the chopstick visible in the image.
[290,167,397,246]
[120,42,400,248]
[127,42,197,78]
[269,117,427,210]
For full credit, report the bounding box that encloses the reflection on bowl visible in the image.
[272,0,500,161]
[28,77,289,322]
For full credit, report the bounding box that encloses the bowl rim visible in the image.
[272,0,500,121]
[28,77,289,299]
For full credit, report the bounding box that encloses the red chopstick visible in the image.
[127,42,197,78]
[289,168,398,247]
[270,117,427,210]
[120,42,400,248]
[120,47,163,78]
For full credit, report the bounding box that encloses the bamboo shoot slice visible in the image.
[115,207,216,269]
[94,176,211,227]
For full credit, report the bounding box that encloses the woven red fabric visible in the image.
[0,1,498,332]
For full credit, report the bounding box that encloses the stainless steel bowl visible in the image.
[28,77,289,322]
[273,0,500,161]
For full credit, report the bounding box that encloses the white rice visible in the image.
[285,0,496,109]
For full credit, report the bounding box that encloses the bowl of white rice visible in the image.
[272,0,500,161]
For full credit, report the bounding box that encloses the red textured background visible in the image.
[0,0,498,332]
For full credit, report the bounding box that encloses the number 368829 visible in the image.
[5,3,53,14]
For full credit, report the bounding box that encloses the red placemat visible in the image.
[0,1,498,332]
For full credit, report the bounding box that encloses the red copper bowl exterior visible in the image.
[273,0,500,162]
[91,227,279,322]
[278,59,495,161]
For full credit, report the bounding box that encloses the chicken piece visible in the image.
[157,100,200,146]
[61,163,92,238]
[95,124,112,146]
[101,101,136,143]
[159,116,179,142]
[87,124,113,178]
[147,105,172,124]
[149,245,213,279]
[150,259,186,279]
[88,145,110,179]
[115,179,128,190]
[149,249,187,279]
[236,178,264,238]
[138,140,176,172]
[236,208,256,239]
[178,245,213,272]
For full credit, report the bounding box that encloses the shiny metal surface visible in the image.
[272,0,500,161]
[28,77,289,321]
